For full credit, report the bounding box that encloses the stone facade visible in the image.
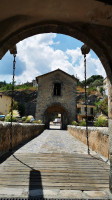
[35,69,78,129]
[77,104,95,122]
[0,93,11,115]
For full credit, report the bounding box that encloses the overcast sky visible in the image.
[0,33,106,84]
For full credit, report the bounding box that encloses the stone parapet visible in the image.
[0,122,45,157]
[67,125,109,158]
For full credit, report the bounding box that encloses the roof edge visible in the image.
[36,69,79,83]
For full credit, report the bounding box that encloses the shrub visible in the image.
[5,114,17,122]
[99,86,104,95]
[22,116,26,121]
[94,114,108,127]
[37,120,42,124]
[71,121,78,126]
[25,115,34,123]
[79,119,86,126]
[5,110,20,122]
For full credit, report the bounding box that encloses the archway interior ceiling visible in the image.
[45,105,67,114]
[0,0,112,78]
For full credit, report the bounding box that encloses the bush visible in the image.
[94,114,108,127]
[79,119,86,126]
[22,116,26,121]
[5,114,17,122]
[5,110,20,122]
[25,115,34,123]
[71,121,78,126]
[94,97,108,116]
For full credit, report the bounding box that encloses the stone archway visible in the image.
[44,103,68,130]
[0,0,112,192]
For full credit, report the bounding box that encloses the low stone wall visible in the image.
[68,125,109,158]
[0,122,45,157]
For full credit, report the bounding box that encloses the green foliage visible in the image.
[79,119,86,126]
[99,86,104,95]
[5,115,17,122]
[18,104,25,117]
[5,110,20,122]
[87,87,97,95]
[1,83,12,91]
[9,101,18,112]
[80,75,103,88]
[94,115,108,127]
[90,79,103,87]
[94,96,108,116]
[25,115,34,123]
[5,112,17,122]
[33,120,42,124]
[71,121,78,126]
[0,81,35,91]
[22,116,26,121]
[0,81,6,88]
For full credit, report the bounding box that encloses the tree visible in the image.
[94,96,108,116]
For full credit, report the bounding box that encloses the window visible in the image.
[90,108,93,115]
[54,83,61,96]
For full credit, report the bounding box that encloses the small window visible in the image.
[90,108,93,115]
[54,83,61,96]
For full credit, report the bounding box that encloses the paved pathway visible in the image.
[15,129,97,154]
[0,129,111,199]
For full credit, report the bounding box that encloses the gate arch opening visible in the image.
[44,103,68,130]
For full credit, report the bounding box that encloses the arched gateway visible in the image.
[1,0,112,192]
[35,69,78,129]
[44,103,68,129]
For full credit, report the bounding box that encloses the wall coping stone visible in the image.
[0,121,45,127]
[67,125,109,136]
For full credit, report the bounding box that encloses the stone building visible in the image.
[77,104,95,122]
[35,69,78,129]
[0,93,11,115]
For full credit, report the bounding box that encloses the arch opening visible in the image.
[44,103,68,130]
[0,23,112,82]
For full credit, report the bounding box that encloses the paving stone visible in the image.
[59,190,84,199]
[84,190,108,198]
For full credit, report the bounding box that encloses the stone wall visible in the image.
[0,122,44,157]
[3,90,38,118]
[68,125,109,158]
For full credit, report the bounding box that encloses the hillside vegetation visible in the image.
[0,81,37,92]
[78,75,103,88]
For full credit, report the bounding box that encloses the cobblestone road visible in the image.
[15,129,97,155]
